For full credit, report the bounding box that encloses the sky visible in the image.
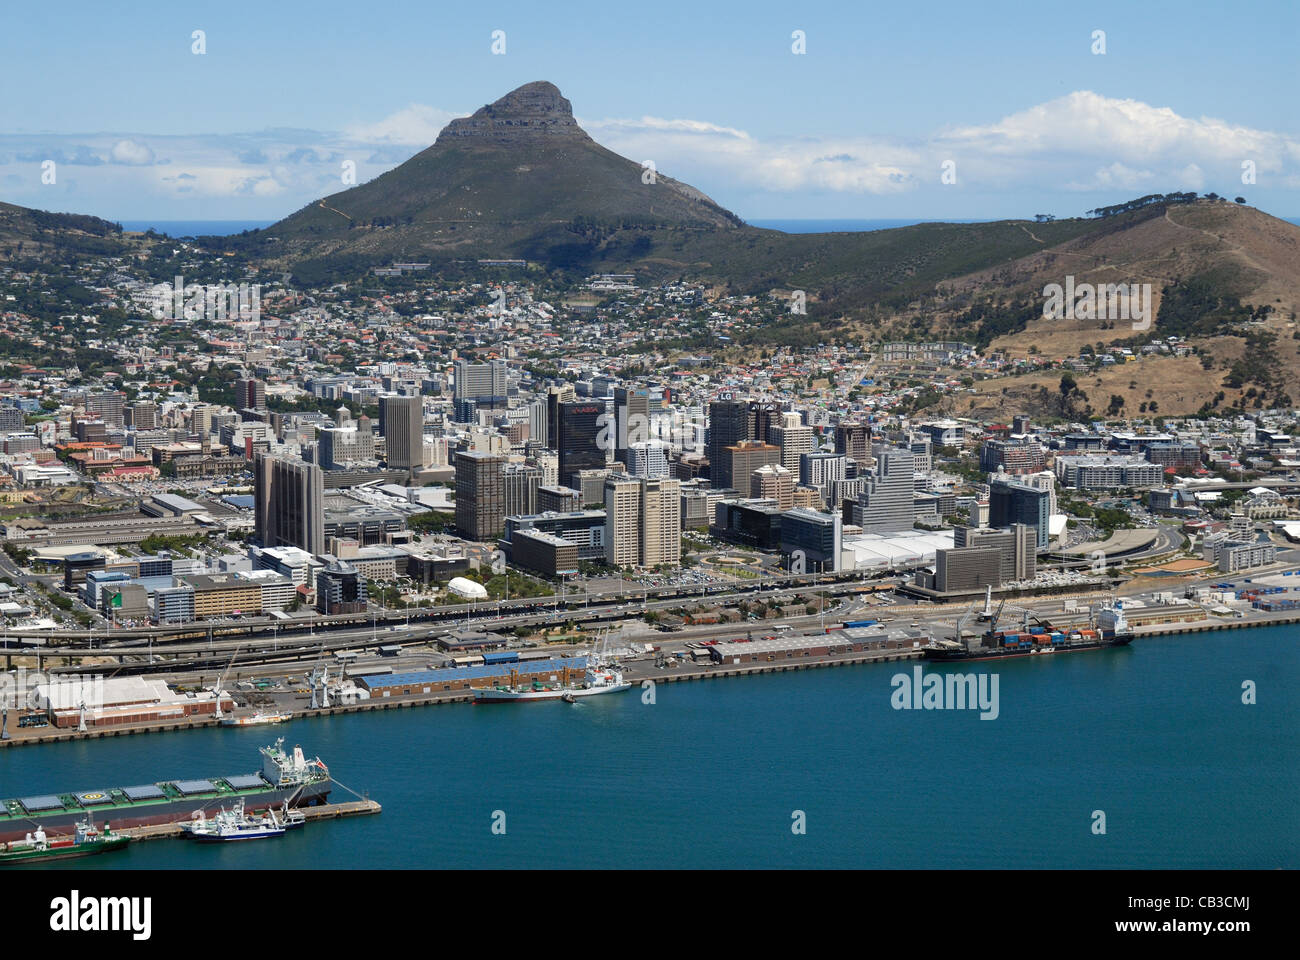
[1,0,1297,222]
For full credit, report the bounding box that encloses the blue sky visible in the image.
[2,0,1296,221]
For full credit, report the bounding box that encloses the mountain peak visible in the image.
[437,80,586,144]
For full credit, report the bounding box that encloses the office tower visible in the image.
[380,394,426,472]
[317,420,375,469]
[724,440,781,494]
[528,398,549,447]
[254,454,324,555]
[605,474,680,568]
[503,462,544,518]
[556,400,605,488]
[614,386,651,465]
[538,485,582,513]
[770,421,816,474]
[980,437,1047,475]
[707,398,750,487]
[835,421,870,465]
[989,476,1051,549]
[800,451,847,502]
[627,440,670,479]
[316,561,368,614]
[126,402,158,431]
[85,390,125,426]
[748,401,778,444]
[780,507,842,572]
[605,475,642,568]
[454,451,505,541]
[850,445,915,534]
[238,378,266,412]
[545,384,577,453]
[641,476,681,567]
[751,463,795,510]
[453,358,508,410]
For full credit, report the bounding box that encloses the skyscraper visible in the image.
[455,451,505,541]
[238,378,266,412]
[726,440,781,494]
[707,398,751,489]
[254,454,324,555]
[605,474,680,568]
[453,358,508,409]
[614,386,651,465]
[380,394,426,472]
[770,420,816,474]
[989,476,1051,549]
[850,445,915,534]
[835,421,870,465]
[557,400,605,488]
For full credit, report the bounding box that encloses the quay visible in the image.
[2,612,1296,749]
[113,799,382,842]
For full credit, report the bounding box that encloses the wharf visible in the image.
[2,612,1296,748]
[115,799,382,842]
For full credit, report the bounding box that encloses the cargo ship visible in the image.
[0,817,130,865]
[925,599,1135,662]
[0,739,330,844]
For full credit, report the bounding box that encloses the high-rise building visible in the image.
[453,358,508,409]
[605,474,642,568]
[781,507,842,572]
[126,402,158,431]
[238,378,266,412]
[380,394,426,472]
[989,477,1051,550]
[454,451,505,541]
[604,474,680,568]
[834,421,870,465]
[316,561,368,614]
[627,440,670,479]
[751,463,795,510]
[614,387,651,466]
[85,390,125,426]
[800,452,847,503]
[725,440,781,493]
[770,422,816,474]
[707,398,750,487]
[641,476,681,567]
[850,445,915,534]
[979,437,1047,475]
[557,400,606,488]
[503,462,544,518]
[254,454,324,555]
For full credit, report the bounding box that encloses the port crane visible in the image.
[210,642,244,720]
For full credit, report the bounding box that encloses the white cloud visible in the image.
[0,91,1294,217]
[110,139,155,165]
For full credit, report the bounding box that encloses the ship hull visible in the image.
[924,635,1134,662]
[474,682,632,703]
[0,781,330,844]
[0,836,130,865]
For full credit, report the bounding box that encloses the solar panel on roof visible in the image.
[223,774,266,790]
[20,795,64,813]
[122,784,166,802]
[76,791,112,806]
[172,779,217,796]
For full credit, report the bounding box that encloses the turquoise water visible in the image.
[5,627,1296,869]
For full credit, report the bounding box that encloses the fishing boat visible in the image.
[181,798,287,842]
[0,816,130,865]
[218,711,293,727]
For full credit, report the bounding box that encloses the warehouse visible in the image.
[358,656,588,697]
[34,675,233,729]
[708,633,866,664]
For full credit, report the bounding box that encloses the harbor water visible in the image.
[4,626,1296,869]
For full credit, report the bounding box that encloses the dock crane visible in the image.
[210,642,244,720]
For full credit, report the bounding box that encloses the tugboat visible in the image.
[182,799,287,842]
[0,816,130,865]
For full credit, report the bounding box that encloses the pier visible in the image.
[112,799,382,842]
[2,613,1296,749]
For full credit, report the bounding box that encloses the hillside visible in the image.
[0,201,128,262]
